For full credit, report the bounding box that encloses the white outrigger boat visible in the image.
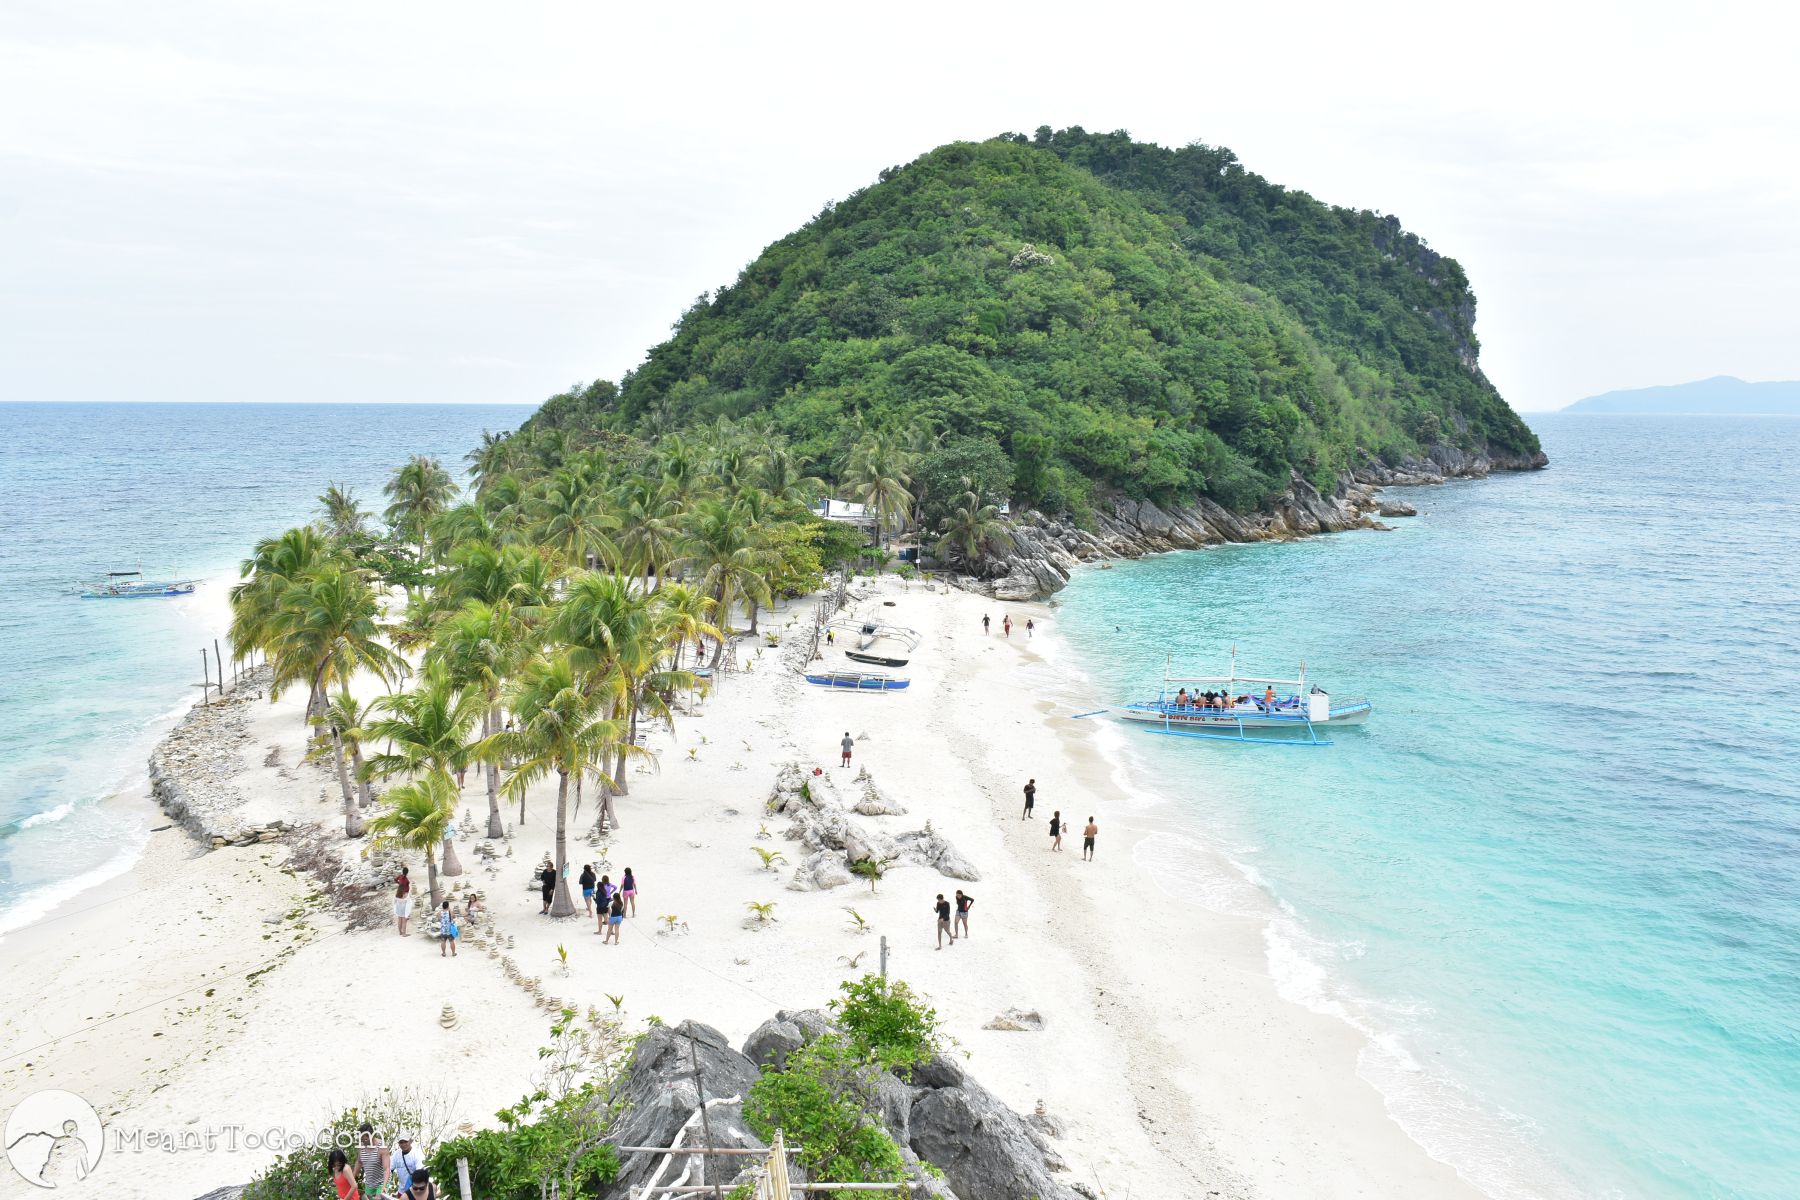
[74,570,199,599]
[1100,653,1371,746]
[830,618,921,668]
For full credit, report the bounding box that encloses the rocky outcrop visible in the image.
[602,1021,767,1200]
[981,443,1546,600]
[768,763,979,889]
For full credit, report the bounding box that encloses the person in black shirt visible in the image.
[954,889,973,939]
[1022,778,1036,820]
[1049,811,1063,852]
[934,893,955,949]
[539,862,556,914]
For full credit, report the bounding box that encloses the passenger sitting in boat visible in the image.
[1200,690,1216,709]
[1175,688,1190,708]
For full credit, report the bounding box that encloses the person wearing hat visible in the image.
[389,1132,424,1193]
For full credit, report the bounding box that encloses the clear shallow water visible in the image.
[1053,415,1800,1200]
[0,401,531,936]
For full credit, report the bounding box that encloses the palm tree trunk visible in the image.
[332,730,363,839]
[426,844,442,909]
[484,705,504,838]
[441,831,463,877]
[550,770,577,917]
[351,742,373,807]
[748,598,760,635]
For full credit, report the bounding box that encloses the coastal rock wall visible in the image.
[148,665,294,848]
[983,444,1547,601]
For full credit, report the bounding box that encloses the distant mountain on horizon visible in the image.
[1564,376,1800,415]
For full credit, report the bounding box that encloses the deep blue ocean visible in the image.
[0,402,532,937]
[1054,414,1800,1200]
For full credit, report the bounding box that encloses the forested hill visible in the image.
[531,129,1540,515]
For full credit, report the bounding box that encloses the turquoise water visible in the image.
[0,402,532,936]
[1054,415,1800,1200]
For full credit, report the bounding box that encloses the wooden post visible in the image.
[457,1156,474,1200]
[200,648,210,705]
[688,1038,727,1200]
[879,935,888,979]
[214,639,225,695]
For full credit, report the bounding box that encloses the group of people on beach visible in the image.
[933,888,974,948]
[980,613,1034,639]
[1022,779,1098,860]
[392,866,482,958]
[326,1125,433,1199]
[576,862,638,940]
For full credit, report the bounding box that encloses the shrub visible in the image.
[743,1034,908,1192]
[243,1089,452,1200]
[830,975,942,1072]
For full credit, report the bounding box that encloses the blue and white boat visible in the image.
[75,571,199,599]
[1110,653,1370,745]
[804,669,911,692]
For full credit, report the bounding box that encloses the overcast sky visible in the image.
[3,1,1794,412]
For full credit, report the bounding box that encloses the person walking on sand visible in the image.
[579,864,597,916]
[538,861,556,914]
[393,867,413,936]
[934,893,956,949]
[1003,614,1012,637]
[622,867,638,916]
[982,613,991,635]
[1022,778,1036,819]
[840,731,854,768]
[1049,811,1063,852]
[1026,618,1035,639]
[603,886,626,944]
[954,889,974,939]
[1083,816,1098,861]
[329,1148,361,1200]
[437,900,459,957]
[594,875,613,933]
[388,1133,424,1194]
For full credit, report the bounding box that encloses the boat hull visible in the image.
[804,673,910,692]
[843,651,910,668]
[1117,701,1372,730]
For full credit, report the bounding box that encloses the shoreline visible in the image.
[4,572,1495,1198]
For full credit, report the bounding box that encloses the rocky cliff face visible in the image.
[979,444,1547,601]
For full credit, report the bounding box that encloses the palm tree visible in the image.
[654,582,721,673]
[266,567,403,724]
[529,466,619,572]
[934,487,1015,575]
[367,771,457,909]
[229,526,343,663]
[482,652,644,918]
[612,478,682,590]
[383,455,456,560]
[428,599,533,838]
[314,690,376,836]
[844,432,915,550]
[465,429,518,494]
[318,484,370,544]
[362,662,486,876]
[676,501,775,659]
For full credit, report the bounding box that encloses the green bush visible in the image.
[743,1034,908,1193]
[831,975,942,1072]
[243,1090,444,1200]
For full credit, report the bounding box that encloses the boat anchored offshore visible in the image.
[804,669,911,692]
[1105,653,1371,745]
[75,571,199,599]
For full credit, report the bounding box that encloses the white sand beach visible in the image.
[0,575,1484,1199]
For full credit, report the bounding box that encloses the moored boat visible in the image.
[1107,653,1371,745]
[75,571,199,599]
[804,669,911,692]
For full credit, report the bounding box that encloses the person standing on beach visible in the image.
[1082,817,1098,861]
[394,867,412,936]
[388,1134,424,1194]
[437,900,459,957]
[622,867,638,916]
[538,862,556,914]
[954,889,973,939]
[579,864,597,916]
[1026,618,1035,639]
[934,893,956,948]
[1003,614,1012,637]
[1049,811,1063,852]
[594,875,613,933]
[603,886,626,944]
[1022,778,1036,819]
[840,731,854,768]
[982,613,991,635]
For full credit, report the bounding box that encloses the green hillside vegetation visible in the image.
[535,129,1536,519]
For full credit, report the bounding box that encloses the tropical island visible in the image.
[0,128,1536,1200]
[1562,375,1800,415]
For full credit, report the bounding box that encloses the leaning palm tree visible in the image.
[366,771,457,909]
[362,662,486,876]
[317,484,371,545]
[313,689,376,836]
[428,599,534,838]
[266,566,404,725]
[934,487,1015,575]
[229,526,343,663]
[383,455,456,560]
[480,652,646,918]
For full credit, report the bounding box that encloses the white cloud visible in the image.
[1,0,1796,410]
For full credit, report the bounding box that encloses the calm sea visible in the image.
[1053,414,1800,1200]
[0,402,532,937]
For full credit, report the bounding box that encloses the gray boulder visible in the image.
[910,1083,1081,1200]
[741,1008,834,1072]
[602,1021,765,1200]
